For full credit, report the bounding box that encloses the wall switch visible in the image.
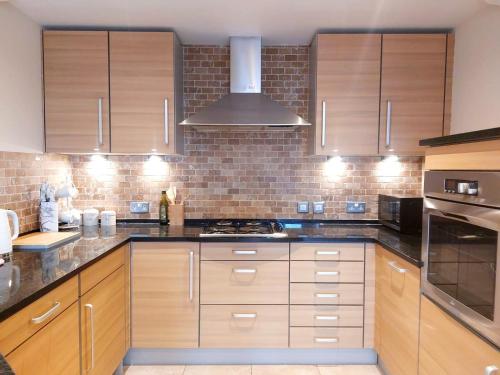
[313,201,325,214]
[297,201,309,213]
[346,201,366,214]
[130,201,150,213]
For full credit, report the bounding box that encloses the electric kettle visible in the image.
[0,209,19,256]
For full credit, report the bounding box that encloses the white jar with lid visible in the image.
[83,208,99,226]
[100,210,116,226]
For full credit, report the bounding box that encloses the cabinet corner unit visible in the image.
[43,30,184,155]
[309,32,453,156]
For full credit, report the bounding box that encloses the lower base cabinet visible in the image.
[419,296,500,375]
[6,302,80,375]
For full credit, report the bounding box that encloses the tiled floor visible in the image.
[124,365,382,375]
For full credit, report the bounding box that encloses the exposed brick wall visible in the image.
[0,152,71,233]
[183,45,309,120]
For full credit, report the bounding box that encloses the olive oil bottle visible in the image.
[159,190,169,225]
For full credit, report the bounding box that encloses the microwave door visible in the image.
[422,198,500,345]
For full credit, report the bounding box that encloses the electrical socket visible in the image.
[313,201,325,214]
[346,201,366,214]
[130,201,150,213]
[297,201,309,213]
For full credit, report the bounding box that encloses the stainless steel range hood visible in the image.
[179,37,310,129]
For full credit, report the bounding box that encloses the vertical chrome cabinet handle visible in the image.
[321,100,326,147]
[164,98,169,145]
[388,261,407,273]
[385,100,392,148]
[97,97,103,146]
[84,303,95,371]
[189,251,194,302]
[232,313,257,319]
[31,301,61,324]
[485,366,499,375]
[315,337,338,343]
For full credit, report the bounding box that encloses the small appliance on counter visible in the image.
[0,209,19,258]
[378,194,423,234]
[40,182,58,232]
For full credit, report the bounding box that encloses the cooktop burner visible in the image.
[200,220,287,238]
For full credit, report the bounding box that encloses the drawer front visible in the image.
[290,305,364,327]
[290,327,363,348]
[200,305,288,348]
[201,261,289,304]
[291,243,365,261]
[201,242,289,261]
[290,283,364,305]
[80,245,126,295]
[290,261,364,283]
[0,276,79,355]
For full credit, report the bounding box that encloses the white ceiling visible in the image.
[12,0,487,45]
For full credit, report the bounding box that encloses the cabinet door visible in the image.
[377,246,420,375]
[419,296,500,375]
[132,242,200,348]
[379,34,447,155]
[6,302,80,375]
[110,32,175,154]
[314,34,381,155]
[81,266,126,375]
[43,31,110,153]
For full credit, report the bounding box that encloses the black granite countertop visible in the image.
[419,126,500,147]
[0,221,422,324]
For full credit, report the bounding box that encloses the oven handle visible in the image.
[441,212,470,222]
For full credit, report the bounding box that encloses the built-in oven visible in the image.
[423,170,500,347]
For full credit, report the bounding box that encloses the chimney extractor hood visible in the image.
[179,37,310,129]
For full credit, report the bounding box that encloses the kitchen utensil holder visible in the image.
[168,204,184,226]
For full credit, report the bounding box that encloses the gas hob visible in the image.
[199,220,287,238]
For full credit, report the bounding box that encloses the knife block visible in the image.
[168,204,184,226]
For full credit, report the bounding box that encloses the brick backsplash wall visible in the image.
[69,44,423,220]
[0,152,72,233]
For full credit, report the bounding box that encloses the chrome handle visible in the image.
[232,250,257,255]
[316,250,339,256]
[232,313,257,319]
[233,268,257,274]
[189,251,194,302]
[315,337,338,343]
[321,100,326,147]
[316,271,339,276]
[31,301,61,324]
[385,100,392,148]
[315,293,338,299]
[84,303,95,371]
[315,315,339,321]
[164,98,169,145]
[388,261,407,274]
[485,366,499,375]
[97,97,103,146]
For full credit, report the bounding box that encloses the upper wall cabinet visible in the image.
[110,31,183,154]
[309,34,382,156]
[44,31,110,153]
[43,30,184,154]
[379,34,447,156]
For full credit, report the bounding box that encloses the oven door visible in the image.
[423,197,500,346]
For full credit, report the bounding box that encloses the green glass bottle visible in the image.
[159,190,169,225]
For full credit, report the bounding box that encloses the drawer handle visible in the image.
[31,301,61,324]
[485,366,499,375]
[316,251,339,256]
[388,261,407,274]
[315,337,338,343]
[233,250,257,255]
[233,268,257,274]
[316,271,339,276]
[315,293,339,299]
[315,315,339,321]
[188,251,194,302]
[232,313,257,319]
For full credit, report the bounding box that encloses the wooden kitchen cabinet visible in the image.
[132,242,200,348]
[379,34,447,155]
[309,34,382,155]
[6,302,80,375]
[43,31,110,153]
[80,266,127,375]
[419,296,500,375]
[375,245,420,375]
[109,31,184,154]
